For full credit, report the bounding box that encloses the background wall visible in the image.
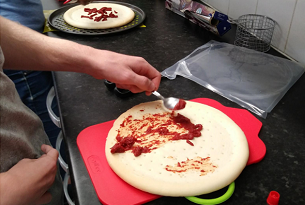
[201,0,305,67]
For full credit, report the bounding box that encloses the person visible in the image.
[0,14,161,205]
[0,0,61,148]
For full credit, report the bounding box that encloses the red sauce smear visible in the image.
[110,112,203,157]
[186,140,194,146]
[173,99,186,110]
[81,7,118,22]
[165,157,216,176]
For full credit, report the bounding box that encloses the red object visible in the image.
[173,99,186,110]
[81,7,118,22]
[267,191,280,205]
[77,98,266,205]
[63,0,71,5]
[110,112,203,157]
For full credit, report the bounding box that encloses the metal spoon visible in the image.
[152,91,181,110]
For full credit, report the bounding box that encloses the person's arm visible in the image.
[0,145,58,205]
[0,16,161,94]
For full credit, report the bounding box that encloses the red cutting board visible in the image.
[77,98,266,205]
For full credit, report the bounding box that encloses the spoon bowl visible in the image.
[152,91,184,110]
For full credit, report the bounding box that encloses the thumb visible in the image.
[131,75,156,92]
[41,144,59,161]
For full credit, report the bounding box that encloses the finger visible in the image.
[135,70,161,92]
[115,73,156,92]
[131,75,157,92]
[41,144,59,161]
[34,192,52,205]
[151,75,161,91]
[145,91,152,96]
[130,57,160,79]
[130,59,161,89]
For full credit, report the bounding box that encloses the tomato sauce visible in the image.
[81,7,118,22]
[110,111,203,157]
[173,99,186,110]
[165,157,217,176]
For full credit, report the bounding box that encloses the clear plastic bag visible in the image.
[161,40,305,118]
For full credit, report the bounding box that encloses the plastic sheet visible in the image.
[161,40,305,118]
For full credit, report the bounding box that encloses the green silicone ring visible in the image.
[185,182,235,205]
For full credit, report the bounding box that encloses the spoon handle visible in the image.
[152,91,164,100]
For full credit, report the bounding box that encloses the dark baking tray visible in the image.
[48,1,146,35]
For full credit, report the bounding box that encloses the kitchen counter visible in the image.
[42,0,305,204]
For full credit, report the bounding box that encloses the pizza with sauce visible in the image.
[110,108,202,157]
[105,100,249,196]
[63,3,135,29]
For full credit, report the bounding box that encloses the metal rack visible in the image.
[233,14,276,52]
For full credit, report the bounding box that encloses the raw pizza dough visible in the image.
[105,100,249,196]
[63,3,135,29]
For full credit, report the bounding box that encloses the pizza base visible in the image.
[105,100,249,196]
[63,3,135,29]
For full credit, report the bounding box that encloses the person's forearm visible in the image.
[0,16,95,74]
[0,172,17,205]
[0,16,161,92]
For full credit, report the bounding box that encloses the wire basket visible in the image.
[234,14,276,52]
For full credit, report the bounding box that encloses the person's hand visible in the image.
[0,144,59,205]
[86,50,161,96]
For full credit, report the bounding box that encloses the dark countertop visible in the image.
[42,1,305,204]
